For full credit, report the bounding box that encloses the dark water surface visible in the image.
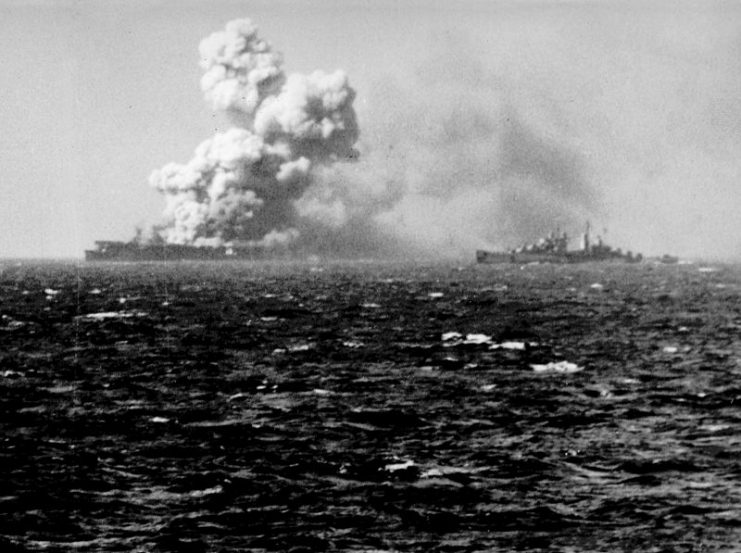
[1,260,740,552]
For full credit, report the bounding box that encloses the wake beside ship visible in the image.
[477,223,643,264]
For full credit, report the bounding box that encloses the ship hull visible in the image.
[85,242,272,262]
[476,250,571,264]
[476,250,515,263]
[476,249,642,264]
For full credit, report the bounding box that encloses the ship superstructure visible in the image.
[476,223,642,264]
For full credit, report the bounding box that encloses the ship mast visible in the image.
[580,221,591,253]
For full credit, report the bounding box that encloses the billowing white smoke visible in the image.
[149,19,359,249]
[149,18,603,259]
[199,19,284,115]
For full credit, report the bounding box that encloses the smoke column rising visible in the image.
[149,18,601,259]
[149,19,362,251]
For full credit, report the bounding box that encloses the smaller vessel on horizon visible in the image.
[476,223,643,264]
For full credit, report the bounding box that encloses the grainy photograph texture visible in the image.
[1,1,740,552]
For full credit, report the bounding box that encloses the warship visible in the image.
[84,240,276,262]
[476,223,643,264]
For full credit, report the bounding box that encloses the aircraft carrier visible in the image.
[84,240,275,262]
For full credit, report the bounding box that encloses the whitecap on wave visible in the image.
[530,361,583,374]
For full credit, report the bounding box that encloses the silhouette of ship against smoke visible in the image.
[476,223,643,264]
[85,238,285,262]
[85,20,363,264]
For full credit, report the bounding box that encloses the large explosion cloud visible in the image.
[149,18,600,259]
[149,19,362,251]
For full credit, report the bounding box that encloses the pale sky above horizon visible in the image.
[1,0,740,259]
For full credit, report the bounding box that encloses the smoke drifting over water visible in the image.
[361,50,600,258]
[4,4,739,260]
[149,18,601,259]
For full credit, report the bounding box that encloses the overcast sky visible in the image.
[1,0,740,259]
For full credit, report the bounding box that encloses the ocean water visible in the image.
[1,260,740,552]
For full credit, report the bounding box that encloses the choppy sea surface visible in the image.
[1,260,740,552]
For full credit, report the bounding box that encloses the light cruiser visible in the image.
[476,223,643,264]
